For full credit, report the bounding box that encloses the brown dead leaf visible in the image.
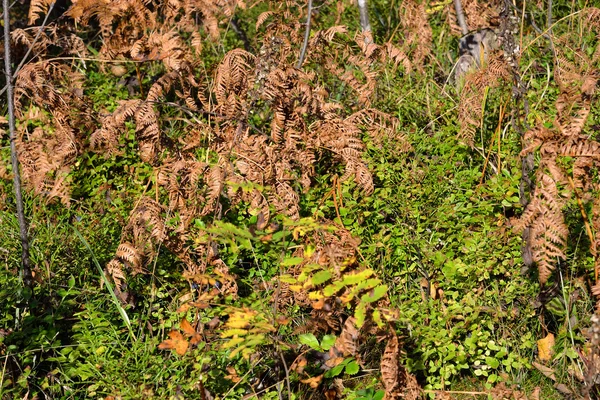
[553,383,572,395]
[334,317,359,356]
[224,366,240,383]
[190,301,210,309]
[324,354,344,369]
[537,333,555,362]
[532,361,556,381]
[206,316,221,330]
[301,374,323,388]
[176,303,192,313]
[158,331,188,356]
[381,331,400,395]
[490,382,529,400]
[291,355,308,374]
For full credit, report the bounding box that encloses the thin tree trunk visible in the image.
[546,0,553,34]
[357,0,372,38]
[297,0,313,69]
[454,0,469,35]
[3,0,33,287]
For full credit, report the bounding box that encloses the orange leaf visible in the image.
[301,375,323,388]
[176,303,192,313]
[180,318,195,335]
[158,331,188,356]
[180,318,202,345]
[291,355,308,374]
[312,298,325,310]
[537,333,555,362]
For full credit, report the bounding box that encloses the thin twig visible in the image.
[0,2,56,99]
[12,2,56,81]
[296,0,313,69]
[278,350,291,400]
[3,0,33,287]
[547,0,553,33]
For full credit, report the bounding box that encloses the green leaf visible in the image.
[485,357,500,369]
[279,274,297,284]
[355,301,367,328]
[325,362,345,378]
[281,257,305,266]
[373,390,385,400]
[321,334,336,350]
[323,280,346,296]
[311,270,332,285]
[299,333,321,351]
[361,284,387,303]
[341,269,374,285]
[345,360,360,375]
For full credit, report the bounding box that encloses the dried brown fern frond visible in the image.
[348,108,412,156]
[110,196,199,278]
[458,53,510,146]
[445,0,502,36]
[28,0,55,24]
[93,3,410,296]
[516,56,599,284]
[513,167,569,284]
[399,0,432,72]
[13,62,94,205]
[313,117,374,194]
[67,0,239,64]
[214,49,256,118]
[90,100,141,157]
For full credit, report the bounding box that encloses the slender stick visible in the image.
[3,0,33,287]
[357,0,372,43]
[0,2,55,99]
[296,0,313,69]
[14,2,55,79]
[454,0,469,35]
[547,0,553,33]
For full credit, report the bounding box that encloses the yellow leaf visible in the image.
[225,311,253,329]
[221,328,249,338]
[308,291,324,300]
[221,336,245,350]
[537,333,555,362]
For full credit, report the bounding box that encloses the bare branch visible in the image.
[0,1,56,99]
[2,0,33,287]
[296,0,313,69]
[454,0,469,35]
[357,0,372,43]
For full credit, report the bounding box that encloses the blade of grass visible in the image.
[72,226,137,341]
